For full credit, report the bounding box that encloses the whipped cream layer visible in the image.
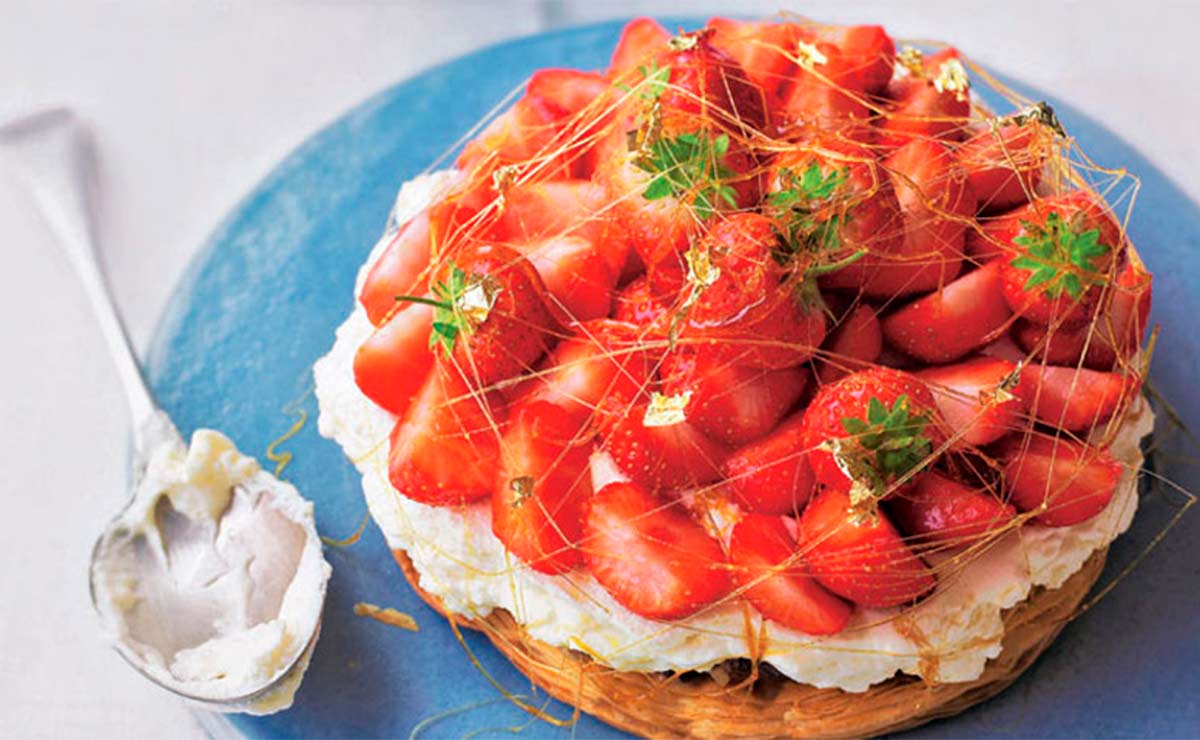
[313,170,1152,692]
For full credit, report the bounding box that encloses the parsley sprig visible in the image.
[836,395,932,507]
[767,163,862,268]
[1010,211,1109,299]
[634,130,738,219]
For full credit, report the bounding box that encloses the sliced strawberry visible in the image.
[998,434,1122,526]
[652,29,768,135]
[522,235,616,322]
[800,367,946,494]
[877,47,971,149]
[353,303,435,417]
[607,17,671,78]
[721,413,815,516]
[660,349,807,447]
[456,94,575,181]
[522,319,650,422]
[1091,258,1153,367]
[1012,318,1091,367]
[1019,364,1133,433]
[613,275,675,325]
[680,213,828,369]
[493,400,593,574]
[888,471,1016,545]
[388,366,505,505]
[596,391,728,494]
[881,261,1013,364]
[777,39,872,137]
[829,25,895,96]
[916,357,1027,447]
[706,18,801,108]
[360,209,432,326]
[798,487,936,607]
[958,121,1051,214]
[582,481,731,620]
[814,304,883,385]
[525,68,609,119]
[729,514,853,634]
[846,138,971,298]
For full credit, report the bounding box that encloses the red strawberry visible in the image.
[456,94,575,181]
[888,471,1016,545]
[847,138,971,299]
[877,47,971,149]
[613,275,675,326]
[814,303,883,385]
[958,120,1051,214]
[721,413,815,515]
[729,514,853,634]
[360,208,432,326]
[353,303,435,417]
[660,349,807,447]
[522,235,616,323]
[829,25,895,95]
[597,390,729,494]
[996,191,1123,326]
[413,243,556,387]
[881,261,1013,364]
[388,366,505,505]
[1012,318,1090,366]
[522,319,651,422]
[778,39,872,136]
[1019,364,1134,433]
[916,357,1028,448]
[607,17,671,78]
[680,213,828,369]
[706,18,801,108]
[492,400,593,574]
[583,481,731,620]
[652,29,768,135]
[798,487,936,607]
[800,367,946,496]
[998,434,1122,526]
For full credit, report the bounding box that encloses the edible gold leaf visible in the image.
[643,390,692,427]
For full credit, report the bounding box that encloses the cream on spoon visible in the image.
[1,108,330,714]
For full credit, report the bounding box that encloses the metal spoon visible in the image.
[0,108,328,711]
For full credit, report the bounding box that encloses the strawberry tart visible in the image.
[315,16,1155,737]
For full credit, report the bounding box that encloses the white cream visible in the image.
[314,170,1153,692]
[91,421,331,713]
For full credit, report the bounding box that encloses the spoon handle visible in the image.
[1,109,162,451]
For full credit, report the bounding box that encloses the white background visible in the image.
[2,1,1196,736]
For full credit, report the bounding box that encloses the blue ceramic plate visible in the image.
[146,18,1200,739]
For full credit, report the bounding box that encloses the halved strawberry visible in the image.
[493,400,593,574]
[597,390,729,494]
[814,303,883,385]
[877,47,971,149]
[660,348,807,447]
[613,275,675,326]
[522,235,616,322]
[881,261,1013,363]
[721,413,815,516]
[582,481,731,620]
[388,366,505,505]
[798,487,936,607]
[838,139,971,299]
[916,356,1027,447]
[958,120,1051,214]
[887,471,1016,545]
[998,434,1122,526]
[800,367,946,497]
[829,24,895,95]
[456,94,575,182]
[353,303,435,416]
[729,514,853,634]
[706,18,801,108]
[360,209,432,326]
[1019,364,1134,433]
[777,39,871,136]
[522,319,651,422]
[607,17,671,78]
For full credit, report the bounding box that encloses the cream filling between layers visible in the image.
[313,170,1153,693]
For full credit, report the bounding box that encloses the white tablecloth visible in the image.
[2,1,1193,735]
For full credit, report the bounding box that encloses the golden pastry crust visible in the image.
[392,547,1107,739]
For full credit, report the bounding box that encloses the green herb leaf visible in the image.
[767,163,851,262]
[634,130,737,220]
[1009,211,1110,300]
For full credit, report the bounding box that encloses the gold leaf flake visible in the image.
[643,390,692,427]
[668,34,698,51]
[457,275,502,330]
[796,40,828,69]
[933,58,970,102]
[1007,101,1066,138]
[491,164,521,205]
[684,243,721,292]
[896,46,926,77]
[509,475,535,506]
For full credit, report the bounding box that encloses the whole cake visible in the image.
[315,16,1155,737]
